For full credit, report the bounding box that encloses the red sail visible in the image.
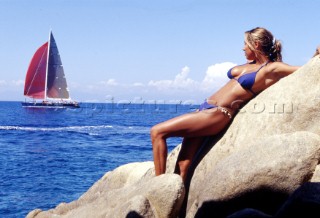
[23,42,48,99]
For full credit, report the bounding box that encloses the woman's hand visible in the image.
[313,46,320,57]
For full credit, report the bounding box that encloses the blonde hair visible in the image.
[245,27,282,62]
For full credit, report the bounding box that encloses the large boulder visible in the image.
[187,132,320,218]
[27,56,320,218]
[27,162,185,218]
[181,56,320,217]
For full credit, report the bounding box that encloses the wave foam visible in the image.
[0,125,149,135]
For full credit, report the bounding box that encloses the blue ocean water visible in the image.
[0,101,197,217]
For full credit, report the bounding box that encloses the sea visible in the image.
[0,101,198,218]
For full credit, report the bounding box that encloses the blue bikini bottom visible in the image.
[198,100,232,119]
[199,101,217,111]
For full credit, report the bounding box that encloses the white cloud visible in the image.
[200,62,236,92]
[68,81,81,89]
[133,82,144,87]
[11,80,25,86]
[146,63,236,93]
[0,80,6,86]
[148,66,199,90]
[0,79,26,87]
[70,62,237,102]
[99,79,118,86]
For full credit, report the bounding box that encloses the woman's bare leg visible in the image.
[174,137,205,183]
[150,108,231,177]
[151,131,168,176]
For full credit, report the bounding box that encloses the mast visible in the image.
[44,30,51,101]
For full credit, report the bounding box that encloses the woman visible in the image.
[150,27,319,183]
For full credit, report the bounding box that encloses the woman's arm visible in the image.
[269,62,300,79]
[270,46,319,79]
[313,46,320,57]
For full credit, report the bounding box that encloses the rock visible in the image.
[187,132,320,218]
[27,163,185,218]
[27,56,320,218]
[275,182,320,218]
[183,56,320,217]
[227,208,272,218]
[226,182,320,218]
[311,165,320,182]
[105,195,156,218]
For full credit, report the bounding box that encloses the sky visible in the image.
[1,0,319,104]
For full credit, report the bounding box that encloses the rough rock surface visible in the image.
[27,162,185,218]
[27,56,320,218]
[182,56,320,218]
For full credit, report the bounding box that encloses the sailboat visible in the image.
[22,31,79,108]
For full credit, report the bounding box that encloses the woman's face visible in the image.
[243,41,256,61]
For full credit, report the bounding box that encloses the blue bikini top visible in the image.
[227,62,268,95]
